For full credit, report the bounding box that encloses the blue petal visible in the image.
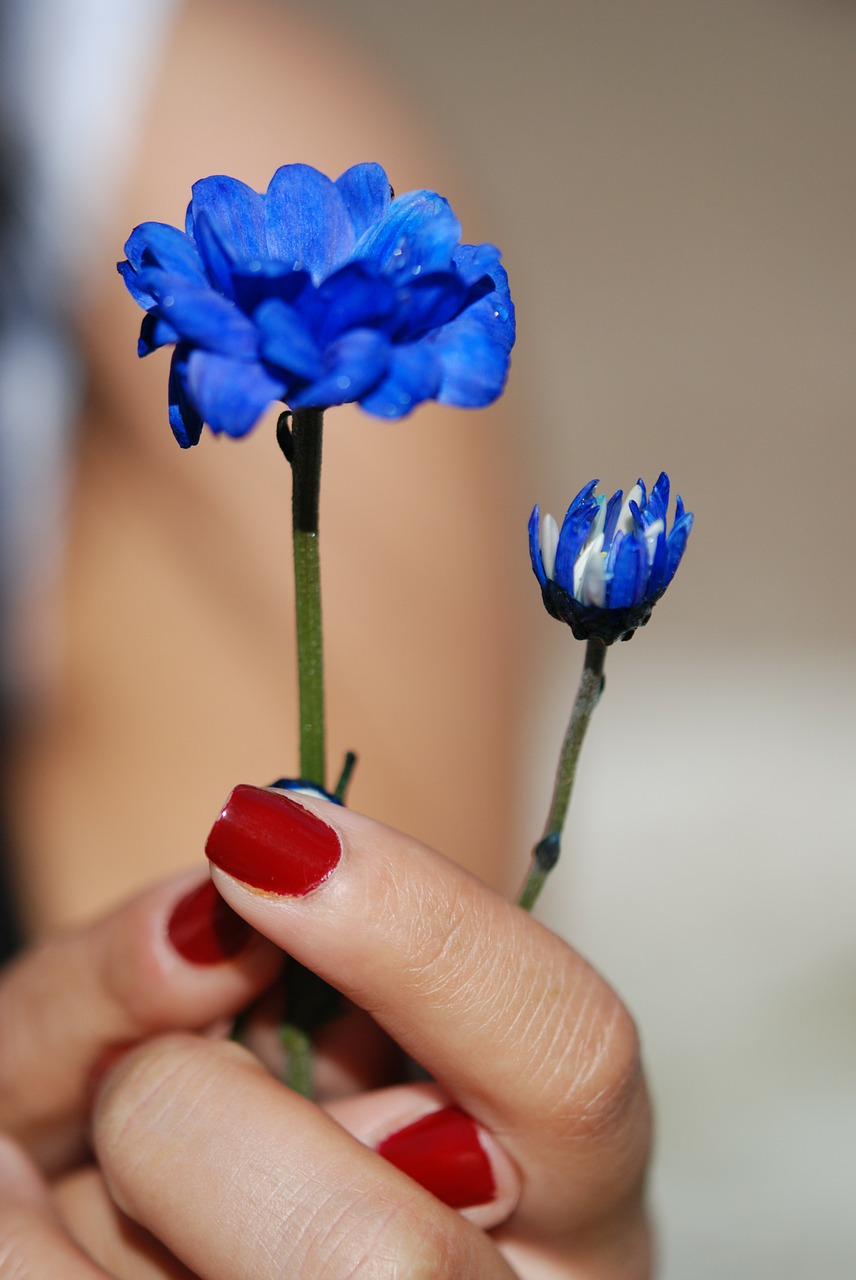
[353,190,461,278]
[168,345,203,448]
[335,163,392,239]
[607,533,648,608]
[123,222,206,280]
[265,164,354,280]
[555,498,598,592]
[392,271,471,341]
[636,477,647,509]
[358,340,441,418]
[663,512,694,587]
[118,260,157,309]
[528,506,547,588]
[185,351,286,436]
[135,271,259,359]
[646,528,669,596]
[432,296,513,408]
[138,312,179,356]
[307,263,397,346]
[647,472,670,525]
[187,175,266,274]
[601,489,623,543]
[674,494,686,524]
[452,242,502,287]
[255,299,323,380]
[289,329,389,409]
[566,479,600,517]
[232,263,311,315]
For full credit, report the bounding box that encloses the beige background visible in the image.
[303,1,856,1275]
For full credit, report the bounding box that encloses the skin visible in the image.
[0,800,652,1278]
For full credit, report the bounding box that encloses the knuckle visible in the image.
[293,1192,481,1280]
[528,963,646,1145]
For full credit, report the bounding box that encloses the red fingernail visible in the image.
[166,879,253,964]
[205,785,341,897]
[376,1106,496,1209]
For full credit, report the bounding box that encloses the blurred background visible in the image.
[3,0,855,1274]
[307,1,856,1275]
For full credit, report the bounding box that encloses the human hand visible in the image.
[52,787,652,1279]
[0,871,282,1274]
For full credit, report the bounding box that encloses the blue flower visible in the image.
[529,472,693,643]
[118,162,515,447]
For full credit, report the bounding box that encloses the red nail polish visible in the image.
[167,880,252,964]
[205,784,341,896]
[376,1106,496,1209]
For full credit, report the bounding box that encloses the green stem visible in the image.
[280,1024,313,1097]
[289,409,326,788]
[518,636,607,912]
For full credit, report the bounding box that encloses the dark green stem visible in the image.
[289,409,326,788]
[518,636,607,911]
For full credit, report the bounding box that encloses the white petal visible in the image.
[539,512,559,581]
[573,531,604,599]
[579,544,607,606]
[644,518,664,564]
[616,483,643,536]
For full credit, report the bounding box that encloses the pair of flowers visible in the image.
[120,160,691,638]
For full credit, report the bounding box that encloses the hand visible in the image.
[59,787,652,1278]
[0,871,282,1274]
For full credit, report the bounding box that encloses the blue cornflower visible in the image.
[118,162,515,447]
[529,472,693,643]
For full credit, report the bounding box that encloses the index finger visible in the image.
[0,872,280,1171]
[207,786,650,1242]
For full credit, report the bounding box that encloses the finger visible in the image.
[55,1167,196,1280]
[206,787,650,1240]
[0,1135,111,1279]
[0,872,281,1171]
[92,1034,517,1280]
[324,1082,521,1231]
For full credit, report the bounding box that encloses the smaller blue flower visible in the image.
[529,472,693,643]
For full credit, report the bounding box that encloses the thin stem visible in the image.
[289,409,326,787]
[518,636,607,911]
[280,1024,313,1097]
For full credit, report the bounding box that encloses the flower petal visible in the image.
[433,296,514,407]
[392,272,471,341]
[138,312,179,356]
[335,163,392,240]
[231,263,311,315]
[255,299,323,380]
[606,533,648,609]
[528,506,547,588]
[307,264,397,346]
[663,512,694,587]
[136,272,259,359]
[187,176,266,266]
[123,222,206,280]
[185,351,286,437]
[452,242,502,288]
[358,340,441,418]
[353,190,462,278]
[289,329,389,410]
[168,345,204,448]
[265,164,354,279]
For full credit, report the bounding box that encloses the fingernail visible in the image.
[376,1106,496,1209]
[205,784,341,897]
[167,880,253,964]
